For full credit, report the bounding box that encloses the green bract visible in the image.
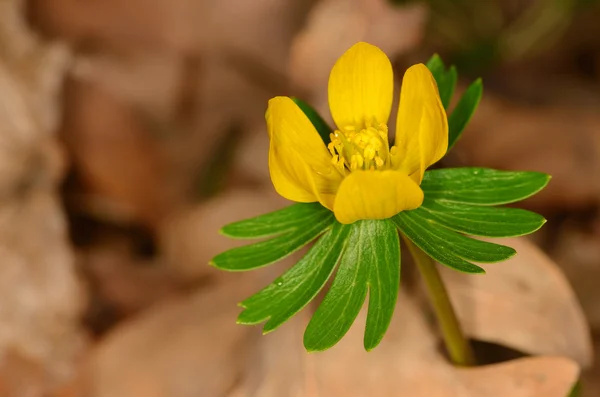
[210,55,550,351]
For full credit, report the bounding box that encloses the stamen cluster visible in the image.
[328,122,390,173]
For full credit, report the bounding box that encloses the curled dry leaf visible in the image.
[244,293,579,397]
[442,237,593,368]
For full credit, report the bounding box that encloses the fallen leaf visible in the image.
[551,219,600,330]
[31,0,311,71]
[452,95,600,211]
[70,283,581,397]
[0,1,88,394]
[60,76,179,228]
[548,217,600,395]
[80,246,180,317]
[160,188,288,284]
[442,237,593,368]
[245,293,580,397]
[79,273,260,397]
[73,188,584,396]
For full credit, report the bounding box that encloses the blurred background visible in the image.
[1,0,600,395]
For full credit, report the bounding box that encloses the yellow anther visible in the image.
[369,137,382,149]
[363,146,375,161]
[350,154,364,170]
[328,123,390,172]
[389,145,400,169]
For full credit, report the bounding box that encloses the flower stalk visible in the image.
[404,237,476,366]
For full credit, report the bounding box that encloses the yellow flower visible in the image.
[266,42,448,224]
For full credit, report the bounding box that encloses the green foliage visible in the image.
[448,79,482,149]
[304,220,400,351]
[211,205,334,271]
[392,167,549,274]
[218,211,403,351]
[221,202,328,239]
[238,221,351,333]
[421,168,550,205]
[426,54,457,109]
[568,380,582,397]
[426,54,482,149]
[292,97,333,145]
[419,199,546,237]
[393,210,515,274]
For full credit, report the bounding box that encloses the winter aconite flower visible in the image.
[266,42,448,224]
[213,45,550,353]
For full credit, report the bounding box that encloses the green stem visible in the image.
[404,238,476,366]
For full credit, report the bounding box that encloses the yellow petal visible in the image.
[266,96,342,208]
[393,63,448,183]
[328,42,394,129]
[333,170,423,224]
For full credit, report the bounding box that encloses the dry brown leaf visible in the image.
[71,282,580,397]
[75,189,581,396]
[442,237,593,368]
[80,273,259,397]
[80,246,180,316]
[290,0,427,97]
[245,293,579,397]
[547,218,600,396]
[0,0,88,394]
[61,77,184,227]
[32,0,311,69]
[72,187,298,397]
[233,124,272,186]
[62,52,277,229]
[160,188,287,283]
[550,219,600,330]
[452,95,600,211]
[73,51,186,122]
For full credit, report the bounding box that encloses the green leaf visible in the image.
[364,221,401,351]
[426,55,457,110]
[448,78,482,149]
[304,219,400,352]
[292,97,333,145]
[419,199,546,237]
[220,202,328,239]
[426,54,445,86]
[568,380,582,397]
[237,222,351,333]
[211,210,335,271]
[393,210,516,274]
[422,168,550,206]
[440,66,458,110]
[405,210,516,263]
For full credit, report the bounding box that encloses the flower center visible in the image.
[328,122,389,173]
